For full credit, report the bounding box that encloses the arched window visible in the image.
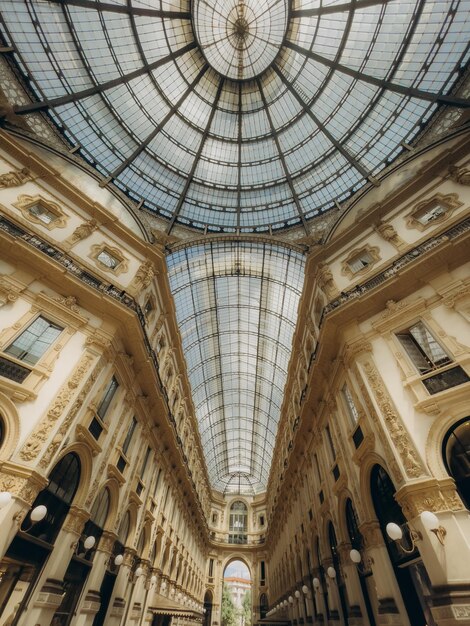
[345,499,362,550]
[90,488,110,528]
[28,453,81,544]
[81,488,111,560]
[229,501,248,544]
[259,593,268,619]
[443,417,470,510]
[118,511,131,546]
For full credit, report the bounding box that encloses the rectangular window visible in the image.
[341,384,359,425]
[122,417,137,455]
[153,468,163,499]
[348,250,374,273]
[260,561,266,583]
[5,316,63,365]
[209,559,214,578]
[140,446,152,480]
[314,453,322,482]
[97,376,119,420]
[325,425,336,462]
[396,322,451,374]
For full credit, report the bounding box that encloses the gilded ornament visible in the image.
[375,221,404,249]
[363,360,425,478]
[448,164,470,185]
[133,260,157,289]
[56,295,80,312]
[20,353,96,462]
[69,219,98,243]
[0,167,33,188]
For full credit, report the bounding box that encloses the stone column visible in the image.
[322,558,340,624]
[337,543,366,626]
[360,521,410,626]
[16,506,90,626]
[74,531,117,626]
[106,547,136,626]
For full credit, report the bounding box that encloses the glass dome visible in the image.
[1,0,469,234]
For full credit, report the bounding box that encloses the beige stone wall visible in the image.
[0,132,210,626]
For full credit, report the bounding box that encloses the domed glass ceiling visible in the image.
[1,0,469,233]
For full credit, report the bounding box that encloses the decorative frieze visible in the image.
[18,351,98,463]
[361,360,426,479]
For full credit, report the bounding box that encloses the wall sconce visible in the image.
[150,575,157,585]
[349,549,374,574]
[0,491,12,509]
[15,504,47,531]
[385,510,446,553]
[326,567,336,579]
[302,585,309,595]
[312,578,320,590]
[114,554,124,566]
[420,511,447,545]
[294,590,300,599]
[135,567,143,578]
[386,521,420,554]
[72,535,95,557]
[288,596,294,604]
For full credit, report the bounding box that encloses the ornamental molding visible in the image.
[448,164,470,185]
[0,167,33,188]
[405,192,462,232]
[373,297,427,332]
[361,360,426,479]
[340,244,381,280]
[19,351,98,463]
[64,218,99,248]
[13,193,68,230]
[0,462,48,505]
[34,291,88,329]
[395,477,466,518]
[89,243,130,277]
[374,220,406,251]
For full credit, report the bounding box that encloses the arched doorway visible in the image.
[259,593,268,619]
[345,498,376,626]
[370,465,433,626]
[53,487,111,625]
[443,417,470,509]
[0,453,81,625]
[328,522,349,625]
[223,560,252,626]
[204,589,213,626]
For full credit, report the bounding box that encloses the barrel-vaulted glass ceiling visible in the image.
[1,0,469,233]
[167,242,305,494]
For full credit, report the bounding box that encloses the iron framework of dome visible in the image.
[1,0,469,235]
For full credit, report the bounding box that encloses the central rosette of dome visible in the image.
[193,0,288,80]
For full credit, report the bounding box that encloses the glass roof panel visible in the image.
[1,0,468,233]
[167,242,305,494]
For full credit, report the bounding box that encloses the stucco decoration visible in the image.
[362,360,426,479]
[0,167,33,188]
[19,351,99,462]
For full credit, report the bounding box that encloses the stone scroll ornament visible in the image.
[362,360,426,478]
